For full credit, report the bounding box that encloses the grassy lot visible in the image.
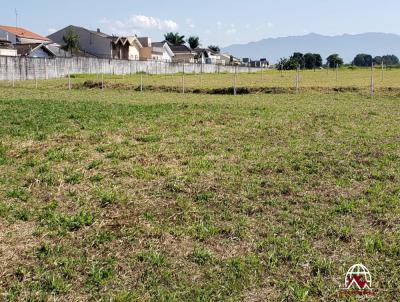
[1,67,400,93]
[0,84,399,301]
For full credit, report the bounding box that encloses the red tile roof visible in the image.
[0,25,50,42]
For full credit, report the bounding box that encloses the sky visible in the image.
[1,0,399,47]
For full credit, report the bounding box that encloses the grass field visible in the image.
[0,74,399,301]
[2,67,400,93]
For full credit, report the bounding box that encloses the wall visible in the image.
[0,56,260,81]
[0,49,17,57]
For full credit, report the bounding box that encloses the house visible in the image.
[49,25,148,60]
[193,48,220,64]
[136,37,161,61]
[168,43,195,63]
[111,36,143,60]
[0,25,50,44]
[13,42,70,58]
[152,42,174,62]
[0,38,17,56]
[14,43,56,58]
[48,25,114,58]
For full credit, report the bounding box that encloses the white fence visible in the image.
[0,56,260,81]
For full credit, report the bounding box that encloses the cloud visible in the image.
[100,15,178,35]
[48,28,56,33]
[267,21,274,29]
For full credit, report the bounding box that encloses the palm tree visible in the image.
[208,45,221,53]
[164,32,185,45]
[62,28,80,55]
[187,36,200,49]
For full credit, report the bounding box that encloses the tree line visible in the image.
[164,32,220,53]
[352,54,399,67]
[277,52,400,70]
[277,53,343,70]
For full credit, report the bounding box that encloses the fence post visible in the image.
[140,73,143,92]
[381,61,384,82]
[336,64,338,81]
[182,62,185,94]
[261,64,263,81]
[12,65,15,88]
[34,61,38,89]
[233,66,237,96]
[101,65,104,90]
[44,58,48,80]
[370,62,374,97]
[68,65,71,90]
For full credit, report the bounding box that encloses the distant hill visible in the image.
[223,33,400,64]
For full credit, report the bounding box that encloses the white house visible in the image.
[152,42,175,62]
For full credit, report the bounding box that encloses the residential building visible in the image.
[49,25,114,58]
[111,36,143,60]
[49,25,150,60]
[168,43,195,63]
[0,25,50,44]
[152,42,174,62]
[193,48,220,64]
[14,43,70,58]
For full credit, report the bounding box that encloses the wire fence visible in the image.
[0,64,398,96]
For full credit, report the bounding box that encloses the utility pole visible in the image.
[15,9,18,29]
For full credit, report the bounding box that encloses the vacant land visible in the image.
[0,82,399,301]
[2,67,400,94]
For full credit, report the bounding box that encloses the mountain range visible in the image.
[222,33,400,64]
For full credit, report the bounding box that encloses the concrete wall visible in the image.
[0,56,260,81]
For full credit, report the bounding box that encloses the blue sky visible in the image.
[1,0,399,47]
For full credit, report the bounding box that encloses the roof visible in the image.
[0,25,50,41]
[152,42,166,48]
[112,36,143,48]
[14,43,55,56]
[168,44,194,54]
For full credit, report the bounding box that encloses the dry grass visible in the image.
[0,81,399,301]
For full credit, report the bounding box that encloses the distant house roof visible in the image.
[0,25,50,42]
[168,43,194,54]
[152,42,166,48]
[112,36,143,48]
[58,25,111,39]
[14,43,56,57]
[137,37,151,47]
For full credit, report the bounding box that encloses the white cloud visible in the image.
[48,28,56,33]
[100,15,178,36]
[267,21,274,29]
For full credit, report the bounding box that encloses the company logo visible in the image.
[340,264,376,296]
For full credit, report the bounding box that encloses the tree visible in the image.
[304,53,316,69]
[377,54,400,66]
[187,36,200,49]
[326,54,344,68]
[208,45,220,53]
[290,52,305,68]
[62,28,80,55]
[353,54,373,67]
[314,54,323,68]
[164,32,185,45]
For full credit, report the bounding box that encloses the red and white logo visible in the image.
[340,264,376,296]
